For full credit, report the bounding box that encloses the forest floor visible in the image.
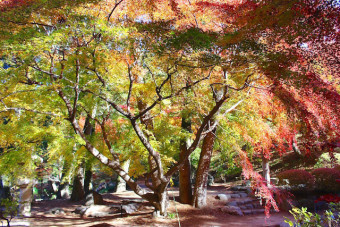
[9,183,291,227]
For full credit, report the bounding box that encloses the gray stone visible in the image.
[242,209,252,215]
[237,198,253,205]
[239,192,248,198]
[226,201,238,206]
[85,191,104,206]
[230,194,241,198]
[74,206,88,215]
[221,206,243,216]
[121,203,140,214]
[47,208,65,215]
[215,194,231,201]
[84,205,118,217]
[245,204,254,209]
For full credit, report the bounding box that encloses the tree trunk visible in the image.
[153,190,169,217]
[57,161,70,199]
[179,115,192,204]
[70,166,85,201]
[192,123,216,208]
[116,159,130,192]
[137,99,161,189]
[84,168,92,195]
[262,157,270,186]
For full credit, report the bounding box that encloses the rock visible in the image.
[46,208,65,215]
[226,201,238,206]
[74,206,88,215]
[121,203,140,214]
[83,205,118,218]
[237,198,253,205]
[230,194,241,198]
[85,191,104,206]
[239,192,248,198]
[245,204,254,209]
[215,194,231,201]
[242,210,252,215]
[221,206,243,216]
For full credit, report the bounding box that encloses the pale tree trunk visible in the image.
[116,159,130,192]
[152,189,169,217]
[179,115,192,204]
[192,121,216,208]
[262,157,270,186]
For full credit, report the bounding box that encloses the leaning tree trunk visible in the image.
[262,157,270,186]
[116,159,130,192]
[192,123,216,208]
[137,99,161,189]
[70,165,85,201]
[179,115,193,204]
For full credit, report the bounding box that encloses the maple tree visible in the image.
[0,0,339,216]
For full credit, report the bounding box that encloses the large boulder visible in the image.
[121,203,140,214]
[221,206,243,216]
[85,191,104,206]
[83,205,119,218]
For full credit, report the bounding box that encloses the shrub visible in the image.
[284,203,340,227]
[277,169,315,188]
[311,168,340,192]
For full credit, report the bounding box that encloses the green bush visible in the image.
[0,198,18,227]
[285,203,340,227]
[311,168,340,192]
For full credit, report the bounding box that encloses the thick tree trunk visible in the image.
[179,115,192,204]
[192,124,216,208]
[116,159,130,192]
[262,157,270,186]
[153,190,169,217]
[56,181,69,199]
[57,161,70,199]
[70,166,85,201]
[84,168,92,195]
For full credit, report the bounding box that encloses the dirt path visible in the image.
[10,184,290,227]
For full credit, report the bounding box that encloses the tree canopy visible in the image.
[0,0,339,216]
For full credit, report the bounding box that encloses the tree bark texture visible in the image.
[262,157,270,186]
[70,166,85,201]
[192,124,216,208]
[179,115,193,204]
[116,159,130,192]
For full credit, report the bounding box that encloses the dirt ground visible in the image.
[9,183,291,227]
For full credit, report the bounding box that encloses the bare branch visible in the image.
[107,0,124,21]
